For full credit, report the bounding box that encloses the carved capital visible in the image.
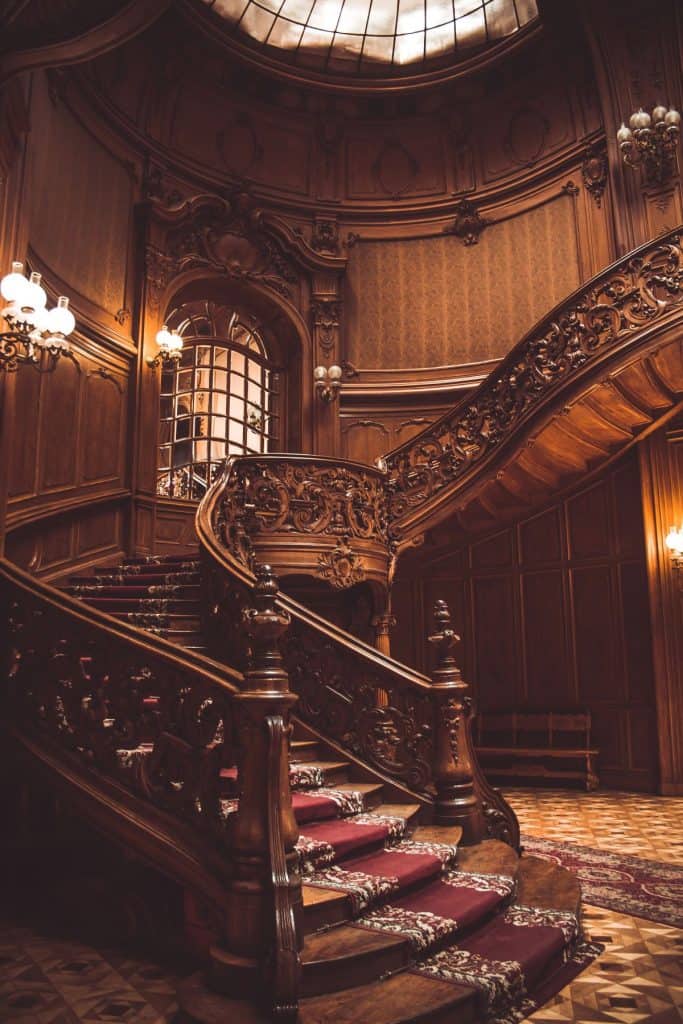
[311,297,341,354]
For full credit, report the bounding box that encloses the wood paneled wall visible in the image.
[3,337,133,578]
[392,449,659,791]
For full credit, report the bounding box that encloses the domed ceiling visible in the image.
[198,0,538,74]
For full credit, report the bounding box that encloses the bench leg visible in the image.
[586,756,599,791]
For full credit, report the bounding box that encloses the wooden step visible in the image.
[297,760,352,786]
[177,971,477,1024]
[290,739,320,761]
[298,971,476,1024]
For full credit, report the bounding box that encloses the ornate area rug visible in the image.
[521,834,683,927]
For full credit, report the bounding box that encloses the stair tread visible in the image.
[299,971,474,1023]
[303,923,408,963]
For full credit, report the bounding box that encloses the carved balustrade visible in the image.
[2,558,302,1020]
[199,480,519,846]
[214,454,393,594]
[383,228,683,532]
[4,579,236,837]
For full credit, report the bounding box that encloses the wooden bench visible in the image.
[475,711,599,791]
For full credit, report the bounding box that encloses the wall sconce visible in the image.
[314,363,343,402]
[0,261,76,372]
[665,525,683,571]
[147,324,183,368]
[617,105,681,185]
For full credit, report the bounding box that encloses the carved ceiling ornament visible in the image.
[581,145,608,207]
[443,199,489,246]
[317,538,366,590]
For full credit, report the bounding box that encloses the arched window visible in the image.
[157,300,280,499]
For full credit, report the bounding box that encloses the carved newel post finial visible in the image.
[211,563,302,1020]
[428,599,484,841]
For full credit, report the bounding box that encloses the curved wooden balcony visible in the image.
[214,453,393,597]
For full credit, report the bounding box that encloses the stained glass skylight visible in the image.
[200,0,538,72]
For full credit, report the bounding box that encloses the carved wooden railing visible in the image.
[383,227,683,535]
[198,462,519,849]
[0,556,302,1020]
[217,453,393,594]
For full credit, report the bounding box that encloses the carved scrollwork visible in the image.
[280,622,434,795]
[317,538,366,590]
[215,458,391,567]
[6,588,235,839]
[385,231,683,525]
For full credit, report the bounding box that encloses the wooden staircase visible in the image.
[59,553,598,1024]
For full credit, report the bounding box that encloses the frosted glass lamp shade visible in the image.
[46,297,75,336]
[26,272,47,312]
[1,262,28,303]
[167,330,183,353]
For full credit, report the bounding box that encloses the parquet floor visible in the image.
[508,788,683,1024]
[0,789,681,1022]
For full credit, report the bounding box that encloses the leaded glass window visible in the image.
[157,301,279,500]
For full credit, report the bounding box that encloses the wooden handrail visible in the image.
[382,225,683,535]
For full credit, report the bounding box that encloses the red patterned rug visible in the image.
[521,835,683,927]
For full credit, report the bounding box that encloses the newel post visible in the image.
[210,564,302,1018]
[428,599,485,842]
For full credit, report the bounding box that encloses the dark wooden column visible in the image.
[639,417,683,795]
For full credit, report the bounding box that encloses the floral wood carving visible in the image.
[581,146,608,207]
[145,192,298,308]
[311,218,340,254]
[216,457,391,555]
[385,231,683,527]
[317,538,366,589]
[443,199,488,246]
[6,590,234,838]
[311,298,341,353]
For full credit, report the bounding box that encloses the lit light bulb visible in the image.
[313,365,328,381]
[1,261,28,303]
[652,105,668,125]
[26,271,47,312]
[167,330,183,353]
[665,526,683,555]
[156,324,173,351]
[665,108,681,127]
[46,296,75,336]
[327,364,343,381]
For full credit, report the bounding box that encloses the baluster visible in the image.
[209,563,302,1018]
[428,599,485,841]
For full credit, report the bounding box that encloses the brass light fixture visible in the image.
[147,324,183,368]
[314,363,343,402]
[0,261,76,372]
[617,105,681,184]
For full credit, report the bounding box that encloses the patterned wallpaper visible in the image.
[345,194,581,368]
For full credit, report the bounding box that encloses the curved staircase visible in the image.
[51,552,599,1023]
[7,230,683,1021]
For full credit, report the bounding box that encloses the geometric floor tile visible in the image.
[503,789,683,1023]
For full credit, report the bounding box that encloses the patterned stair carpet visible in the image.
[521,835,683,928]
[68,554,603,1021]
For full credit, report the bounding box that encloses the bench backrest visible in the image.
[476,710,592,748]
